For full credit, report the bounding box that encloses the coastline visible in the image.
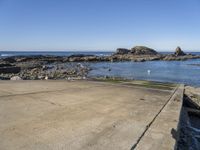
[0,54,200,84]
[0,46,200,87]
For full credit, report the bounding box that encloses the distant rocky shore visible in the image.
[113,46,200,61]
[0,46,200,80]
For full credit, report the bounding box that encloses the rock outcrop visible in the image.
[116,48,130,54]
[115,46,158,55]
[130,46,158,55]
[175,46,186,56]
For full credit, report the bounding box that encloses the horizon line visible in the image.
[0,49,200,52]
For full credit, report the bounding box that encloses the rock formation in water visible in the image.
[130,46,158,55]
[116,48,130,54]
[114,46,158,55]
[175,46,186,56]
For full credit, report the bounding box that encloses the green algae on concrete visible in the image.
[92,78,177,90]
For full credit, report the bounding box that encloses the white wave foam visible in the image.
[1,54,12,57]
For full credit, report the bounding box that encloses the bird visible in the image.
[147,70,151,75]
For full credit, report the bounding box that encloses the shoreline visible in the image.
[0,54,200,85]
[0,46,200,85]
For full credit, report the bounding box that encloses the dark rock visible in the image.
[0,63,13,67]
[116,48,130,54]
[12,55,63,63]
[130,46,158,55]
[0,66,21,74]
[0,76,10,80]
[175,46,186,56]
[3,57,16,63]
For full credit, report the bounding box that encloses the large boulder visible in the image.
[116,48,130,54]
[130,46,158,55]
[175,46,186,56]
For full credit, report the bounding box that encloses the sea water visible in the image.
[88,59,200,86]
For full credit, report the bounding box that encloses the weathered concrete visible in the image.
[135,85,184,150]
[0,80,182,150]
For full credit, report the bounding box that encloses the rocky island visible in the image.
[0,46,200,80]
[113,46,200,61]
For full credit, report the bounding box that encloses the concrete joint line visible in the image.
[130,85,180,150]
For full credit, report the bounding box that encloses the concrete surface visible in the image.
[0,80,182,150]
[135,85,184,150]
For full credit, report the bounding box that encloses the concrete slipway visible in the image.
[0,80,183,150]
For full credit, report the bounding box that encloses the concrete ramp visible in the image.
[134,85,184,150]
[0,80,183,150]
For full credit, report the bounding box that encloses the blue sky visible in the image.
[0,0,200,51]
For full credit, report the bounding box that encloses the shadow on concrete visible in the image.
[171,128,178,141]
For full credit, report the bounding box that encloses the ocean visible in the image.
[0,51,113,57]
[1,51,200,86]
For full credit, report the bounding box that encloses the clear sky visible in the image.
[0,0,200,51]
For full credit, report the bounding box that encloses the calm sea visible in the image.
[1,51,200,87]
[0,51,113,57]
